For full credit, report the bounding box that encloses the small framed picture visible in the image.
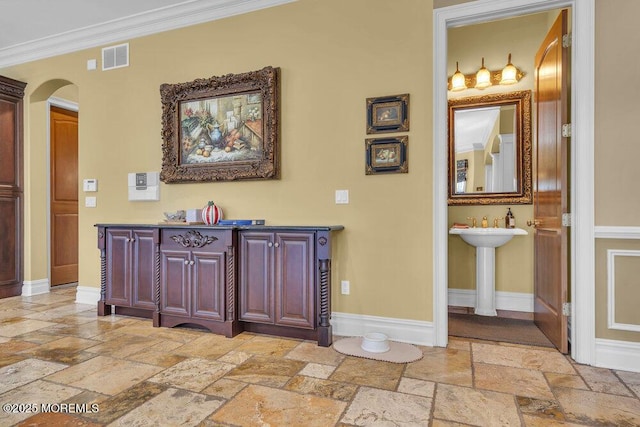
[366,93,409,134]
[365,136,408,175]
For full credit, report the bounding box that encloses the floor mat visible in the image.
[448,313,555,348]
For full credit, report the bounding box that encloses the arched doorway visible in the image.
[23,80,79,295]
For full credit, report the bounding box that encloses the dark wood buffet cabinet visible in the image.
[97,224,342,346]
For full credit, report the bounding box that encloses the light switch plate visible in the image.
[87,59,97,70]
[335,190,349,204]
[85,196,97,208]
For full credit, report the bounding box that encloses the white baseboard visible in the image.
[448,289,534,312]
[331,312,433,346]
[75,286,100,305]
[21,279,50,296]
[595,338,640,373]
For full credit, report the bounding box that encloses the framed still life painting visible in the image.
[366,93,410,134]
[160,66,280,183]
[365,136,408,175]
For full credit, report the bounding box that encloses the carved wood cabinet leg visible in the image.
[97,242,111,316]
[318,258,332,347]
[153,243,161,327]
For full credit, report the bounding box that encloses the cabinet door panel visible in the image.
[106,230,131,306]
[275,233,315,329]
[239,232,274,323]
[161,250,190,316]
[132,229,157,309]
[192,251,225,321]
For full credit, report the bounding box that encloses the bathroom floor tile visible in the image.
[573,363,635,396]
[340,386,432,425]
[225,355,306,387]
[1,286,639,426]
[147,358,235,391]
[0,319,58,337]
[433,383,521,426]
[0,358,68,394]
[472,341,576,374]
[46,355,163,395]
[286,340,346,365]
[555,386,640,425]
[0,380,84,425]
[108,388,224,426]
[404,347,472,387]
[330,356,404,390]
[285,375,358,401]
[209,384,345,426]
[474,362,554,399]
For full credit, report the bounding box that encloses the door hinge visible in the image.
[563,33,572,48]
[562,123,572,138]
[562,302,571,316]
[562,213,572,227]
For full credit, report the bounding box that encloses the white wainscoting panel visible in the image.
[607,249,640,333]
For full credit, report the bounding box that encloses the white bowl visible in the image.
[361,332,390,353]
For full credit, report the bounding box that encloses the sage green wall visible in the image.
[1,0,433,322]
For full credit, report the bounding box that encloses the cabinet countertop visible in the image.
[95,223,344,232]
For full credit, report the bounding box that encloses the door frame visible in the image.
[47,96,79,289]
[433,0,595,365]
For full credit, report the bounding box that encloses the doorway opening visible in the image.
[445,8,567,350]
[49,101,79,286]
[433,0,596,365]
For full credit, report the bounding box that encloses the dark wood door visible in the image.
[50,106,78,286]
[533,10,569,353]
[192,251,226,321]
[161,250,190,317]
[275,232,315,329]
[239,232,275,324]
[106,229,132,306]
[131,229,158,310]
[0,76,26,299]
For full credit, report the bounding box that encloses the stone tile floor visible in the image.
[0,286,639,426]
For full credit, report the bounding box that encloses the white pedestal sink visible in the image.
[449,227,527,316]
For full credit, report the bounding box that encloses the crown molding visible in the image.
[0,0,296,69]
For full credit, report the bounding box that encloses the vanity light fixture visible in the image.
[500,53,518,85]
[448,54,525,92]
[451,61,467,91]
[475,57,492,89]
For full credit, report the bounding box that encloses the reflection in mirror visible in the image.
[448,90,531,205]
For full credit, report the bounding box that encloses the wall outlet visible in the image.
[341,280,350,295]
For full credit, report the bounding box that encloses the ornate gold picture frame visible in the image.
[160,66,280,183]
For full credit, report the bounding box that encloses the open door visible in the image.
[50,106,79,286]
[532,10,569,353]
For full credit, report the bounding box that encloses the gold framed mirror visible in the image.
[448,90,532,205]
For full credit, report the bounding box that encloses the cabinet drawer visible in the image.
[161,228,231,252]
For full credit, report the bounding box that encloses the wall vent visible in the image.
[102,43,129,70]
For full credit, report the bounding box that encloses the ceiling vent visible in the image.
[102,43,129,70]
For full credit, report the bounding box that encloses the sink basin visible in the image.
[449,227,527,248]
[449,227,528,316]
